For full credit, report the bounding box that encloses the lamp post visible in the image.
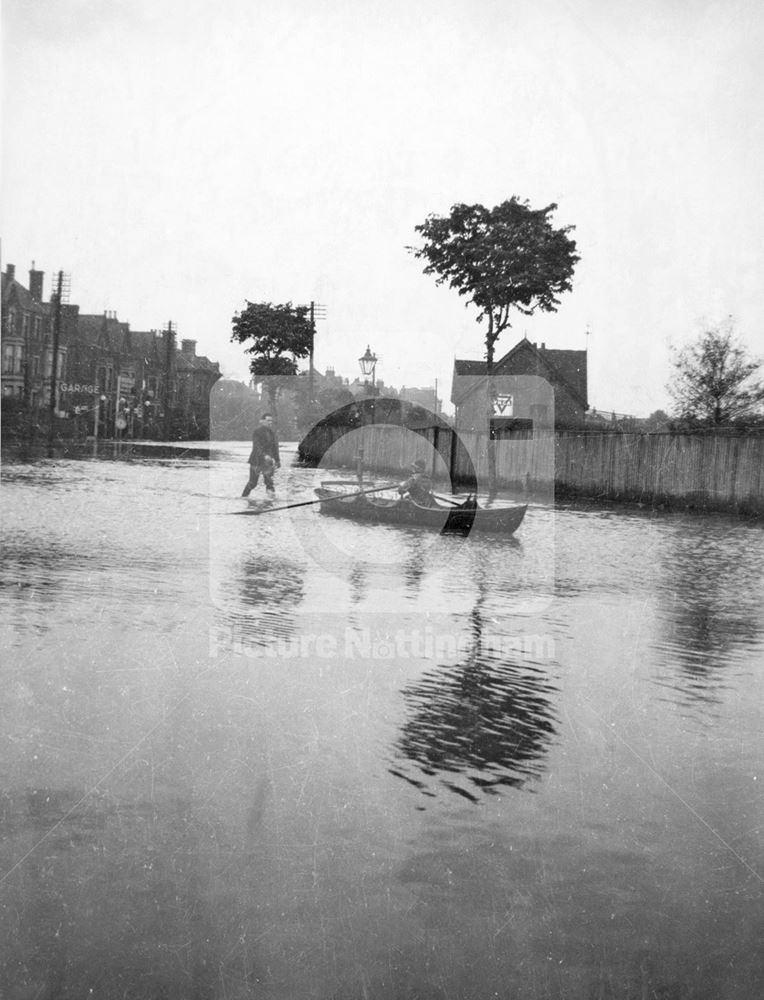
[358,345,378,392]
[358,344,379,430]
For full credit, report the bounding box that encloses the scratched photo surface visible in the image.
[2,2,764,999]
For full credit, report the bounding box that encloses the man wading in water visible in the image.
[242,412,280,498]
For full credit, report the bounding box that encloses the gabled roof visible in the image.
[1,273,48,315]
[451,337,587,408]
[453,359,487,378]
[176,347,221,374]
[542,348,587,406]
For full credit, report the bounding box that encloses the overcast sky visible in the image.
[2,0,763,416]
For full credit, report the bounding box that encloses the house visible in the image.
[2,260,221,439]
[64,321,221,438]
[175,339,223,437]
[451,336,588,436]
[1,263,64,411]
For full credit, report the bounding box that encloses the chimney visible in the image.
[540,342,546,350]
[29,263,44,302]
[5,263,15,281]
[181,339,196,357]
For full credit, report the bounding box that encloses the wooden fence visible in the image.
[298,424,764,514]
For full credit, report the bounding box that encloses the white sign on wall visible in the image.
[493,393,513,415]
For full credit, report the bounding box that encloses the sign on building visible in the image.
[493,393,513,415]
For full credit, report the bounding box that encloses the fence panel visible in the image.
[298,424,763,512]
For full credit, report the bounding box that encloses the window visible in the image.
[2,343,23,375]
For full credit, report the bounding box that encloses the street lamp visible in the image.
[358,345,378,390]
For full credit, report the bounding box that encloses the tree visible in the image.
[667,321,764,427]
[642,409,671,433]
[230,301,313,421]
[409,197,579,491]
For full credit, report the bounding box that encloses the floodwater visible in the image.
[1,442,762,999]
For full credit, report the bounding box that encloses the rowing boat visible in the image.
[313,486,527,535]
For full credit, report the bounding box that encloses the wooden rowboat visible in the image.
[313,486,527,535]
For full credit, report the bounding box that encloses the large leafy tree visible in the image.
[668,322,764,427]
[410,198,579,370]
[231,301,313,419]
[410,197,579,492]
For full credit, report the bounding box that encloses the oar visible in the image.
[227,483,399,516]
[433,492,478,507]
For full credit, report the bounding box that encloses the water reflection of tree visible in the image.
[655,532,763,707]
[390,583,558,804]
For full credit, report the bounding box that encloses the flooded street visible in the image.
[1,443,763,999]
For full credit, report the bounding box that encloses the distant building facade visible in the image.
[398,385,441,416]
[1,261,221,439]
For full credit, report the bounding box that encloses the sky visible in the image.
[2,0,763,416]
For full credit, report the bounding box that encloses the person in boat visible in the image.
[397,459,436,506]
[242,412,280,497]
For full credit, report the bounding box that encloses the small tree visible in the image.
[668,322,764,427]
[294,375,355,435]
[409,197,579,491]
[643,409,672,433]
[231,301,313,423]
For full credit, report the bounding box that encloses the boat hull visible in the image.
[314,488,526,535]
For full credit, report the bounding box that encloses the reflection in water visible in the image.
[348,561,367,606]
[401,530,428,597]
[218,553,305,650]
[390,588,558,804]
[4,454,764,998]
[0,537,175,639]
[653,529,764,709]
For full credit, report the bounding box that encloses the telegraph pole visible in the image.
[163,320,175,441]
[48,270,70,453]
[308,302,326,405]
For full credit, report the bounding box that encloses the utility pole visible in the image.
[308,302,326,406]
[163,320,175,441]
[309,301,315,406]
[47,270,70,454]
